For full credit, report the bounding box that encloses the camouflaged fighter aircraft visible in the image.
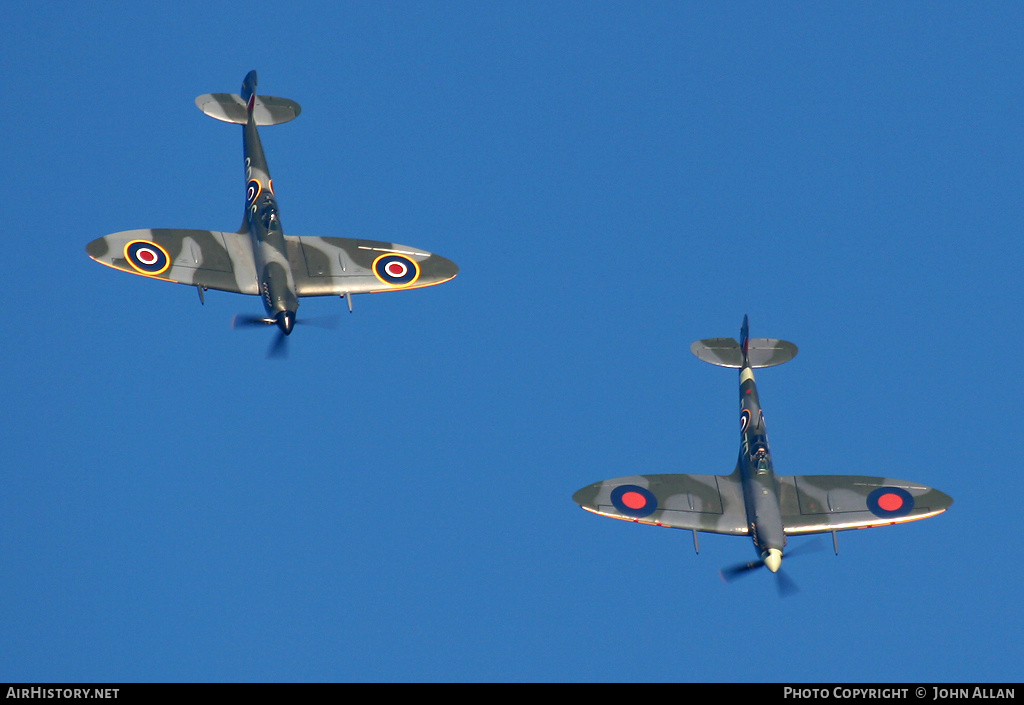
[87,70,458,357]
[573,316,952,590]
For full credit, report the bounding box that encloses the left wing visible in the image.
[86,229,258,295]
[572,473,749,534]
[777,475,953,534]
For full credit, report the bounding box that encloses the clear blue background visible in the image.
[2,1,1020,682]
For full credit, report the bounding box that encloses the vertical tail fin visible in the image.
[241,70,258,116]
[740,314,750,366]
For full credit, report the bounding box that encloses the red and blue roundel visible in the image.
[124,240,170,275]
[611,484,658,518]
[867,486,915,519]
[372,253,420,286]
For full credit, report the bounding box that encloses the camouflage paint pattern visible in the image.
[573,316,953,572]
[86,71,458,333]
[86,230,458,296]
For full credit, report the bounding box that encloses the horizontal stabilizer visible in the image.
[195,93,302,125]
[691,338,798,368]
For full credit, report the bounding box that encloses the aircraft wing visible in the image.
[284,236,459,296]
[86,229,258,295]
[777,475,953,534]
[572,473,749,534]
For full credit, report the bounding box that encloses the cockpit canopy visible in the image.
[748,434,770,473]
[748,434,768,455]
[261,203,279,229]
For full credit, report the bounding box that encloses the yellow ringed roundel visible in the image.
[372,253,421,287]
[124,240,171,275]
[246,179,263,209]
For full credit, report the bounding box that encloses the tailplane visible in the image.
[691,316,798,368]
[195,70,301,126]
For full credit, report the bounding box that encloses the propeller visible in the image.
[719,559,766,582]
[775,570,799,597]
[268,329,288,359]
[718,539,824,596]
[231,312,340,359]
[231,313,340,330]
[719,558,800,596]
[231,314,277,329]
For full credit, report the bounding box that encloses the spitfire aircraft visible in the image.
[87,71,458,356]
[573,316,952,590]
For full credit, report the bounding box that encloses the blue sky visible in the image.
[2,1,1021,682]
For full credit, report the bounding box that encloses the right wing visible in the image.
[285,236,459,296]
[572,473,749,534]
[86,229,258,295]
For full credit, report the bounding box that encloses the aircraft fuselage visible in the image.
[572,318,952,584]
[243,113,298,334]
[738,360,786,571]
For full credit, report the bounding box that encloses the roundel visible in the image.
[124,240,170,275]
[246,179,262,208]
[372,253,420,286]
[610,484,658,518]
[740,409,751,434]
[866,486,915,518]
